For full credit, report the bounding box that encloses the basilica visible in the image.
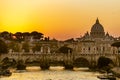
[75,18,118,55]
[78,18,115,40]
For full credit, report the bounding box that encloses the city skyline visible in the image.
[0,0,120,40]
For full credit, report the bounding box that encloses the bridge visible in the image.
[0,51,118,69]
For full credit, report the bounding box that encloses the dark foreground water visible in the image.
[0,66,103,80]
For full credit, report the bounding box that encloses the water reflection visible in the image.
[26,66,41,72]
[49,66,64,71]
[1,66,100,80]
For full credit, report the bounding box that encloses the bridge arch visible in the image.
[25,58,41,66]
[73,57,90,67]
[1,57,9,63]
[97,56,114,69]
[25,58,32,63]
[1,57,17,68]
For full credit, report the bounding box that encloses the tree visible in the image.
[14,32,23,42]
[111,41,120,48]
[74,58,89,67]
[22,32,30,40]
[22,42,30,52]
[59,46,73,54]
[0,39,8,63]
[30,31,43,40]
[32,43,41,52]
[8,41,20,52]
[64,38,75,42]
[0,39,8,54]
[97,56,114,72]
[0,31,12,40]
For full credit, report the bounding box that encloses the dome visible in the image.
[91,18,104,32]
[90,18,105,38]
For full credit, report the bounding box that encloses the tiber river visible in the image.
[0,66,103,80]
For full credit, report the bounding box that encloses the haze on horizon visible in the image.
[0,0,120,40]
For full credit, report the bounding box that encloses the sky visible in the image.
[0,0,120,40]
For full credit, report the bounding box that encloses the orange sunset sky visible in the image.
[0,0,120,40]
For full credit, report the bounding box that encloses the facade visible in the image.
[75,18,118,55]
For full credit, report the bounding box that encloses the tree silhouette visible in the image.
[111,42,120,48]
[22,42,30,52]
[30,31,43,40]
[97,56,113,70]
[22,32,30,40]
[0,31,12,40]
[0,39,8,54]
[8,41,20,52]
[59,46,72,54]
[14,32,23,42]
[32,43,41,52]
[64,38,75,42]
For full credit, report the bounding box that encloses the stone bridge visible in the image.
[0,51,118,68]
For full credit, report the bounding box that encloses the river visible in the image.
[0,66,101,80]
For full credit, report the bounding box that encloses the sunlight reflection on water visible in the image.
[0,66,100,80]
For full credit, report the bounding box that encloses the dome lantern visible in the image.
[96,18,99,24]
